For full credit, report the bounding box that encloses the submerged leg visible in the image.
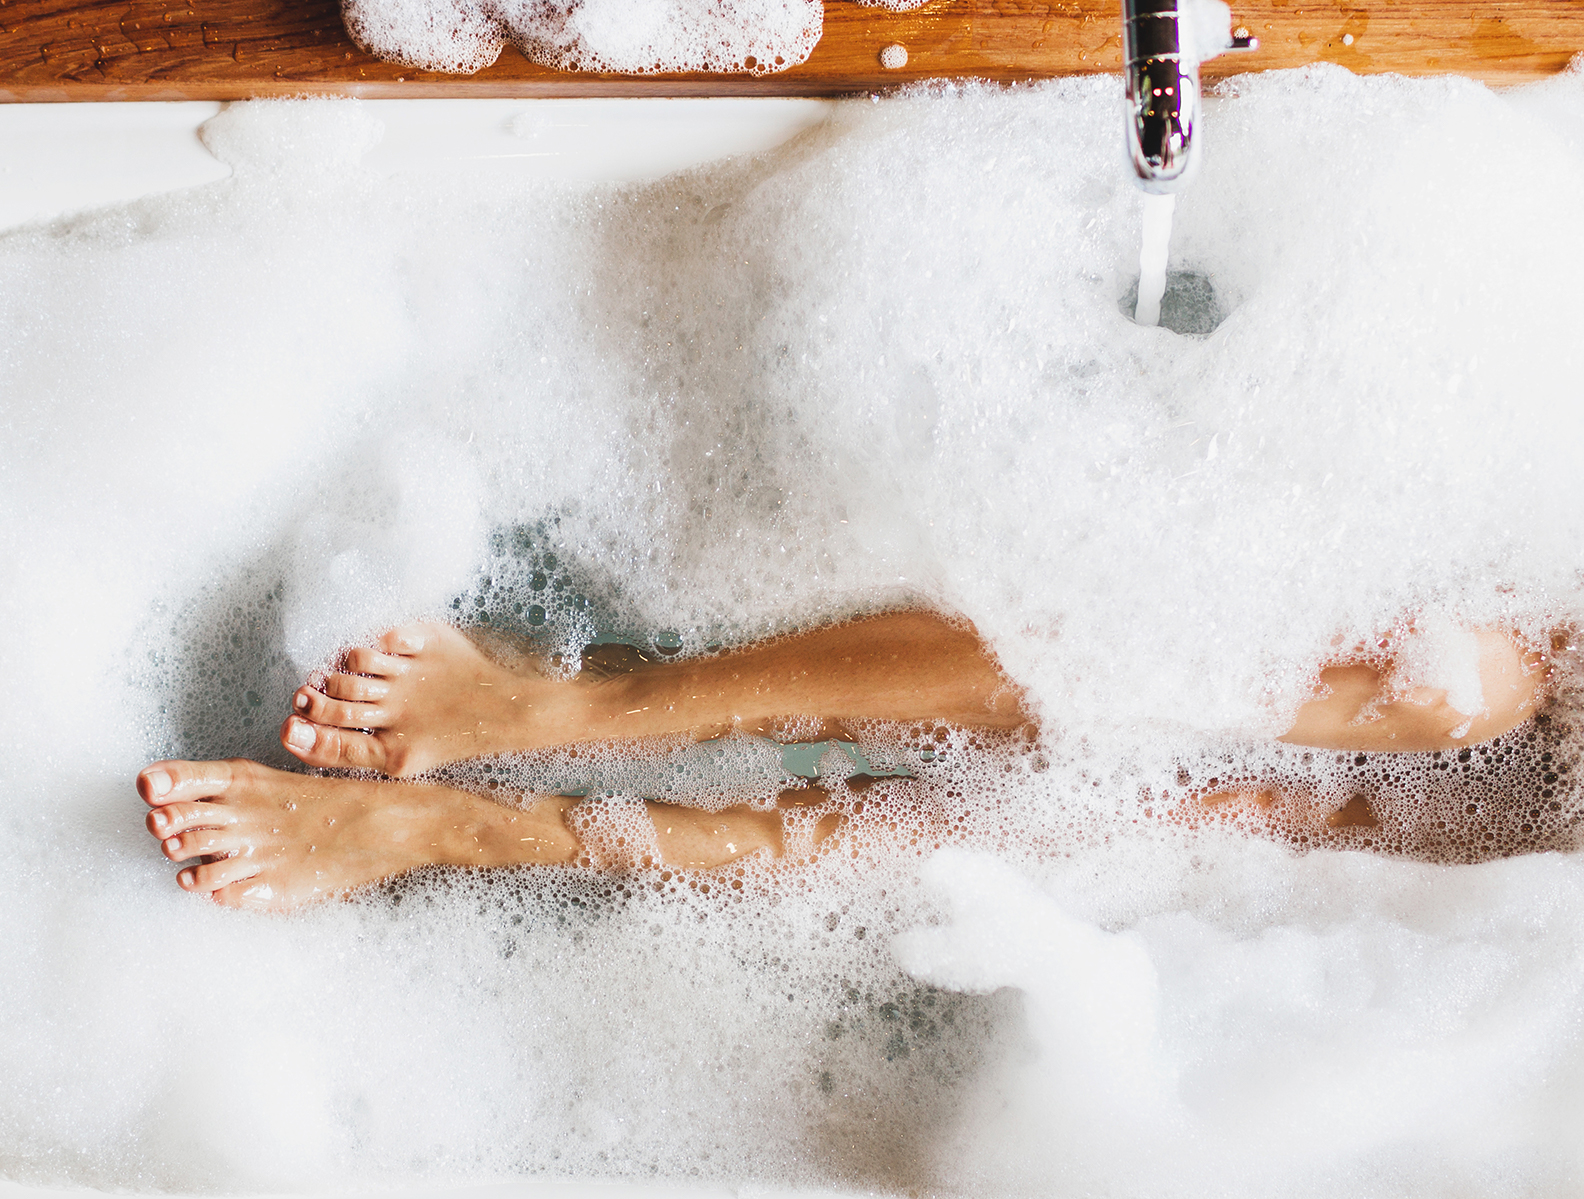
[281,610,1029,777]
[1189,629,1550,841]
[279,610,1549,778]
[1279,628,1546,753]
[139,759,844,912]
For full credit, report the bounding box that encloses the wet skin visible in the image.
[138,759,843,912]
[138,758,581,910]
[1279,628,1545,753]
[144,612,1548,911]
[279,613,1032,777]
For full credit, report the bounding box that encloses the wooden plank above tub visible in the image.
[0,0,1578,101]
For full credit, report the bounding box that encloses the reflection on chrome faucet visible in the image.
[1124,0,1256,193]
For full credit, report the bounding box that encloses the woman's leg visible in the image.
[148,620,1553,909]
[280,610,1030,777]
[1195,629,1549,838]
[279,606,1551,776]
[138,759,838,912]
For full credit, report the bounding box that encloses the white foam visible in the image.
[282,432,487,671]
[4,71,1584,1197]
[1179,0,1233,68]
[1387,611,1487,720]
[342,0,822,76]
[339,0,938,76]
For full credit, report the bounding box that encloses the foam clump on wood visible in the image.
[340,0,822,74]
[341,0,932,75]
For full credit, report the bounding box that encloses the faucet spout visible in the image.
[1123,0,1256,193]
[1124,0,1198,193]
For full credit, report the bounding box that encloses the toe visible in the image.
[291,686,389,730]
[178,855,261,896]
[138,766,175,804]
[146,800,237,839]
[280,715,388,772]
[212,877,288,911]
[377,623,434,656]
[162,827,244,862]
[322,671,391,703]
[344,647,408,678]
[137,759,241,807]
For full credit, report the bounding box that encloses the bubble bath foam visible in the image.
[5,68,1584,1197]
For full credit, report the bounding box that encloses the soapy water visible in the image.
[7,67,1584,1196]
[1120,268,1228,335]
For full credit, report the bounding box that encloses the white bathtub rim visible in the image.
[0,97,836,234]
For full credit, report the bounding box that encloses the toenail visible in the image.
[294,692,309,710]
[179,870,195,887]
[144,769,172,798]
[165,837,180,853]
[151,811,168,831]
[286,720,315,750]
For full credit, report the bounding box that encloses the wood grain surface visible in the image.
[0,0,1579,101]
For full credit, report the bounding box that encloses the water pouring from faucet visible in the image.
[1124,0,1255,325]
[1133,192,1175,327]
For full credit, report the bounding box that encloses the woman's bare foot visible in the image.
[281,623,612,777]
[138,757,579,911]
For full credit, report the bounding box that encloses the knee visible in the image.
[1370,625,1546,752]
[1280,626,1548,754]
[1468,628,1547,743]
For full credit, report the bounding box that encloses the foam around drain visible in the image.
[1119,269,1230,335]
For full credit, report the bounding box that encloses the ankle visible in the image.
[421,789,580,869]
[498,796,582,866]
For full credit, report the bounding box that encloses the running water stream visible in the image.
[1133,192,1175,326]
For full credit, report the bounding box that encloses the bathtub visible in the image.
[5,70,1584,1199]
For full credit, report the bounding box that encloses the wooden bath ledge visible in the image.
[0,0,1579,101]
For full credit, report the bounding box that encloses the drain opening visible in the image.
[1119,270,1229,336]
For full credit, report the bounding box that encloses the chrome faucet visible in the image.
[1124,0,1255,193]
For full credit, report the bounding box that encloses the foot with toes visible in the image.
[139,609,1554,913]
[138,757,580,911]
[280,622,610,777]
